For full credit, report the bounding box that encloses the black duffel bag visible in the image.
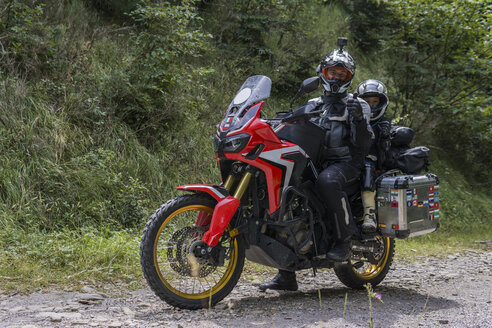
[385,146,430,174]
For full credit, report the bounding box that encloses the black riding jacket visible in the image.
[308,92,374,168]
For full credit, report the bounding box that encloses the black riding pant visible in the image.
[315,161,360,242]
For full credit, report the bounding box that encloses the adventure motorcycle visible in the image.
[140,75,425,310]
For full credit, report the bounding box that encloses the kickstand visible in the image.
[312,266,317,277]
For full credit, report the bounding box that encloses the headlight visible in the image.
[222,133,251,153]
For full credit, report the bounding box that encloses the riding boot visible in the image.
[325,240,351,262]
[259,270,298,292]
[361,190,377,233]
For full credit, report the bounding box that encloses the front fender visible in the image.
[201,196,241,247]
[176,184,239,247]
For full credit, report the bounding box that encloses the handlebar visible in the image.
[280,109,324,123]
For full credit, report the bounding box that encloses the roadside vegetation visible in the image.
[0,0,490,292]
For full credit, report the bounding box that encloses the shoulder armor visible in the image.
[308,96,322,104]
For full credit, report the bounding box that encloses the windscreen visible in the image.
[218,75,271,134]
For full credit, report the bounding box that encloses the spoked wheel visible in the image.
[140,194,245,310]
[334,236,395,289]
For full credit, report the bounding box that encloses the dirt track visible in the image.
[1,249,491,328]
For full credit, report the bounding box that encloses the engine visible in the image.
[274,195,313,254]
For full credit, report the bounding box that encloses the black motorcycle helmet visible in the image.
[355,79,389,121]
[317,38,356,95]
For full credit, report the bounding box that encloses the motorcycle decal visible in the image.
[341,197,350,225]
[175,185,227,201]
[259,146,306,191]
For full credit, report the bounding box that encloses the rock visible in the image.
[438,319,449,324]
[107,322,122,328]
[136,302,151,308]
[77,293,105,305]
[93,315,111,322]
[8,306,26,313]
[214,303,228,310]
[50,314,62,322]
[72,320,90,326]
[26,305,52,312]
[122,307,135,316]
[36,312,82,321]
[81,286,96,293]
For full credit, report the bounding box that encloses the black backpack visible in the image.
[384,126,430,174]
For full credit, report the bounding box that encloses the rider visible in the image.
[355,79,391,233]
[259,39,373,292]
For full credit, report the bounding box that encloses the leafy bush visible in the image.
[97,0,213,146]
[200,0,353,95]
[60,148,149,229]
[88,0,139,17]
[342,0,491,183]
[0,0,55,77]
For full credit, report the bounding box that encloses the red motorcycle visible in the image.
[140,75,397,309]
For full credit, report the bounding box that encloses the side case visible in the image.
[376,174,440,238]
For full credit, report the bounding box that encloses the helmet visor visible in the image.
[322,66,352,82]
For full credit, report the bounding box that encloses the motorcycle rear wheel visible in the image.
[140,194,245,310]
[334,236,395,289]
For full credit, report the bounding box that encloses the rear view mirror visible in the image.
[299,77,319,94]
[289,77,319,111]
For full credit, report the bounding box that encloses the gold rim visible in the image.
[153,204,239,299]
[352,237,391,280]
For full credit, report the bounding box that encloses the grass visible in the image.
[0,225,143,293]
[0,225,489,294]
[394,231,492,263]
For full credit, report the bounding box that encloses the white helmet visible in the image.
[355,79,389,121]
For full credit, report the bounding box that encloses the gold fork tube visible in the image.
[232,172,252,200]
[223,174,236,192]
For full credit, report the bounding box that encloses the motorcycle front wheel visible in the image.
[140,194,245,310]
[334,236,395,289]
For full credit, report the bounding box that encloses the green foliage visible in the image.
[0,0,55,77]
[336,0,392,52]
[0,224,141,291]
[88,0,139,17]
[98,0,213,145]
[200,0,352,94]
[429,150,492,232]
[61,148,150,229]
[0,77,150,229]
[344,0,491,183]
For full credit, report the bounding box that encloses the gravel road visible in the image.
[1,249,491,328]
